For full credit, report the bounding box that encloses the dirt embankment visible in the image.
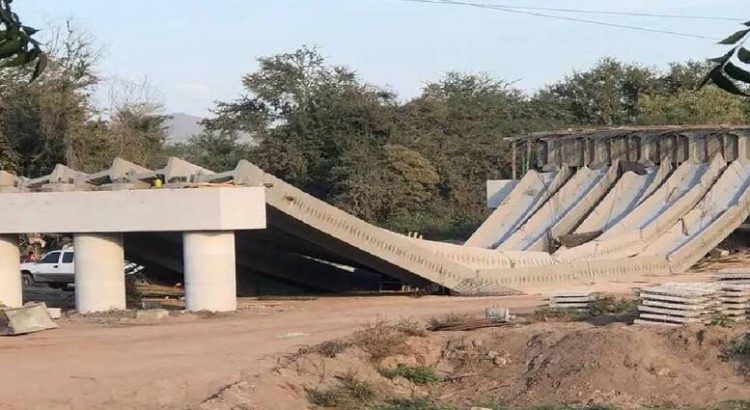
[200,320,750,410]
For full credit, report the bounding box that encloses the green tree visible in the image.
[0,23,95,175]
[205,46,396,205]
[171,130,252,172]
[0,22,167,176]
[0,0,46,80]
[638,86,749,126]
[391,72,540,237]
[542,58,658,126]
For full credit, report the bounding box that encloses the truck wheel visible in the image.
[22,273,35,287]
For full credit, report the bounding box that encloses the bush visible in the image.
[722,334,750,360]
[528,307,588,322]
[529,296,637,323]
[352,321,412,361]
[379,365,442,384]
[709,312,734,328]
[588,296,637,317]
[307,371,375,408]
[375,397,456,410]
[427,312,475,329]
[394,318,428,337]
[300,339,352,358]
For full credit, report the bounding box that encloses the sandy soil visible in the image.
[0,271,717,409]
[211,321,750,410]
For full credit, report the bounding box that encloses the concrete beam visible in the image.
[0,235,21,307]
[75,233,126,313]
[0,187,265,233]
[183,231,237,312]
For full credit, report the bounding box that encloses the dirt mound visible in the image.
[200,321,750,409]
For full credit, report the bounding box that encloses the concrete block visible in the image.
[46,307,61,319]
[710,248,730,258]
[0,303,57,335]
[135,308,170,321]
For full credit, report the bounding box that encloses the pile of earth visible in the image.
[199,319,750,410]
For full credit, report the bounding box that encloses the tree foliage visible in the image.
[0,0,46,80]
[0,22,167,176]
[185,48,750,239]
[2,36,746,240]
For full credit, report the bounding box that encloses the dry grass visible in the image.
[307,371,376,408]
[352,321,414,361]
[299,339,353,358]
[426,312,476,330]
[378,365,442,384]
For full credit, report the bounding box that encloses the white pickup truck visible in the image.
[21,249,144,289]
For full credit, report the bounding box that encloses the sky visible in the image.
[16,0,750,117]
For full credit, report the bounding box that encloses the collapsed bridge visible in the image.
[0,126,747,312]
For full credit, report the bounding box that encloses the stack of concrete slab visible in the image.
[717,284,750,322]
[547,291,598,311]
[635,283,721,326]
[714,269,750,285]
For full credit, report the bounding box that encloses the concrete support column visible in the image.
[738,135,749,160]
[182,231,237,312]
[74,233,125,313]
[688,136,704,163]
[0,235,21,307]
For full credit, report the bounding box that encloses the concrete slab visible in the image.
[0,303,57,335]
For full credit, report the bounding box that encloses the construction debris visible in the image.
[0,302,57,335]
[485,307,514,322]
[548,291,599,311]
[428,318,514,332]
[428,307,516,332]
[710,248,730,258]
[135,308,170,321]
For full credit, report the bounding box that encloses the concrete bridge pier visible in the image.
[182,231,237,312]
[0,235,22,307]
[74,233,126,313]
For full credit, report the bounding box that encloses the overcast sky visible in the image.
[17,0,749,116]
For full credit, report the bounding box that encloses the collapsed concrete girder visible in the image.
[1,136,747,299]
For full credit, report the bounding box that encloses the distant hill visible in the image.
[164,112,254,145]
[164,113,204,144]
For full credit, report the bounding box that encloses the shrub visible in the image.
[394,318,428,337]
[379,365,442,384]
[588,296,637,317]
[709,312,734,328]
[427,312,475,329]
[352,321,411,361]
[722,334,750,360]
[302,339,352,358]
[528,307,588,322]
[375,397,455,410]
[306,371,375,408]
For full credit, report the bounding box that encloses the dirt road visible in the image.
[0,271,713,409]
